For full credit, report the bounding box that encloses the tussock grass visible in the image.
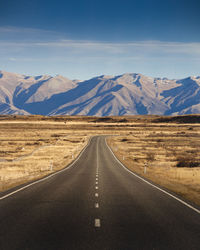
[0,122,89,191]
[0,115,200,207]
[108,122,200,206]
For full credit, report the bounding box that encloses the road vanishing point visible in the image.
[0,136,200,249]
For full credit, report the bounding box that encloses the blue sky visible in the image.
[1,0,200,79]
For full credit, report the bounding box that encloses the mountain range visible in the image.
[0,70,200,116]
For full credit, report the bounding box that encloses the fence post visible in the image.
[144,162,147,174]
[50,160,53,171]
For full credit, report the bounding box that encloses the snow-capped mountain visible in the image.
[0,70,200,116]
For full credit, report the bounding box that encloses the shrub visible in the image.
[146,152,155,162]
[176,157,200,168]
[51,134,60,137]
[121,138,128,142]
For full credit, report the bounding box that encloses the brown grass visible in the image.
[0,122,90,191]
[107,122,200,206]
[0,115,200,207]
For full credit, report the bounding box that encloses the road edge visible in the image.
[0,136,93,201]
[105,137,200,215]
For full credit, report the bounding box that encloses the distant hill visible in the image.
[0,70,200,116]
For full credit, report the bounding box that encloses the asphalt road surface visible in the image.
[0,136,200,250]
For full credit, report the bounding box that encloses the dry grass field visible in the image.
[0,119,90,191]
[0,114,200,207]
[107,120,200,206]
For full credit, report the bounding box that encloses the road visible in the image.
[0,136,200,250]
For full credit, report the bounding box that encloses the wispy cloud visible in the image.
[0,26,59,35]
[1,26,200,54]
[1,26,200,79]
[1,38,200,57]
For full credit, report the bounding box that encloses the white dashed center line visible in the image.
[95,203,99,208]
[95,219,101,228]
[94,141,101,229]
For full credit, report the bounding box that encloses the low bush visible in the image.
[146,152,155,162]
[176,157,200,168]
[121,138,128,142]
